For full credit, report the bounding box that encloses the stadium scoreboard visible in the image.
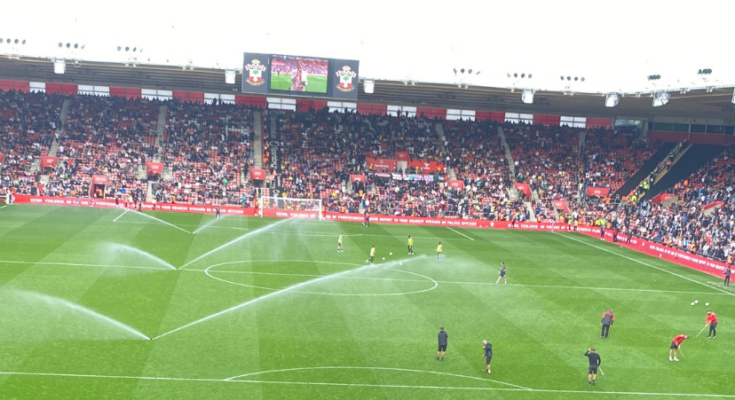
[242,52,359,101]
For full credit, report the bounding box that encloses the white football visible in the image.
[695,300,698,304]
[390,252,393,256]
[691,302,695,306]
[706,302,710,306]
[382,257,385,260]
[399,262,403,266]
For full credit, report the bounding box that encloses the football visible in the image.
[389,252,393,256]
[382,257,385,260]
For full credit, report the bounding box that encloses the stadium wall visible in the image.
[13,194,729,279]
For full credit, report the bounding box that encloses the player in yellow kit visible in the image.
[369,245,376,264]
[338,233,344,253]
[407,235,415,255]
[436,242,442,262]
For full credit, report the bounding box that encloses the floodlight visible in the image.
[53,58,66,74]
[225,70,236,84]
[605,93,619,108]
[364,78,375,94]
[652,91,670,107]
[521,89,534,104]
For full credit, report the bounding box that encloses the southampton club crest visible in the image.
[245,59,267,86]
[335,65,357,92]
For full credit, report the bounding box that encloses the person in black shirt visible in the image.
[436,327,448,361]
[482,340,493,375]
[584,348,601,385]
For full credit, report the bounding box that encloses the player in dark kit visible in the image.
[437,327,448,361]
[216,205,221,219]
[481,340,492,374]
[364,209,371,227]
[600,309,615,339]
[495,262,506,284]
[584,348,601,385]
[725,266,731,287]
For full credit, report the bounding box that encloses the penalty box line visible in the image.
[0,371,733,397]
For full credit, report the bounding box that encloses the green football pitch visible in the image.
[0,204,733,399]
[270,73,328,93]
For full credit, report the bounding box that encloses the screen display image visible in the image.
[270,55,329,94]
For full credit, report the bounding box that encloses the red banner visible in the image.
[448,180,464,189]
[350,174,366,183]
[396,151,410,162]
[366,157,397,172]
[92,175,108,185]
[408,160,444,175]
[553,200,570,213]
[40,156,57,168]
[651,193,676,205]
[147,162,163,175]
[586,187,610,197]
[703,201,723,211]
[514,183,531,198]
[250,168,266,180]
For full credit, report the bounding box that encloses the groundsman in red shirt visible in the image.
[705,311,718,339]
[669,334,688,361]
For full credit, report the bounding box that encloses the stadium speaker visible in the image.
[364,78,375,94]
[53,58,66,74]
[605,93,619,108]
[652,91,670,107]
[521,89,534,104]
[225,70,236,85]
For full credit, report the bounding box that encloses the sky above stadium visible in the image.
[3,0,733,94]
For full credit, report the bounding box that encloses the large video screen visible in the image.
[242,52,359,100]
[270,55,329,94]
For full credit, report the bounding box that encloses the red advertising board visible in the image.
[350,174,366,183]
[396,151,410,162]
[447,180,464,189]
[147,162,163,175]
[586,187,610,197]
[40,156,57,168]
[250,168,266,180]
[92,175,108,185]
[13,194,255,216]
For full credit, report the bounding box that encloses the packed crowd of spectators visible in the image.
[158,99,256,205]
[48,95,159,199]
[0,90,63,195]
[616,145,735,262]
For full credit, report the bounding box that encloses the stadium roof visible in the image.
[3,0,734,96]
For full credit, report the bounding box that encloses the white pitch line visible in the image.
[0,260,170,271]
[127,211,191,234]
[557,233,734,298]
[225,366,529,390]
[178,219,290,269]
[153,265,368,340]
[448,227,474,241]
[112,209,129,222]
[0,205,7,210]
[0,371,734,397]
